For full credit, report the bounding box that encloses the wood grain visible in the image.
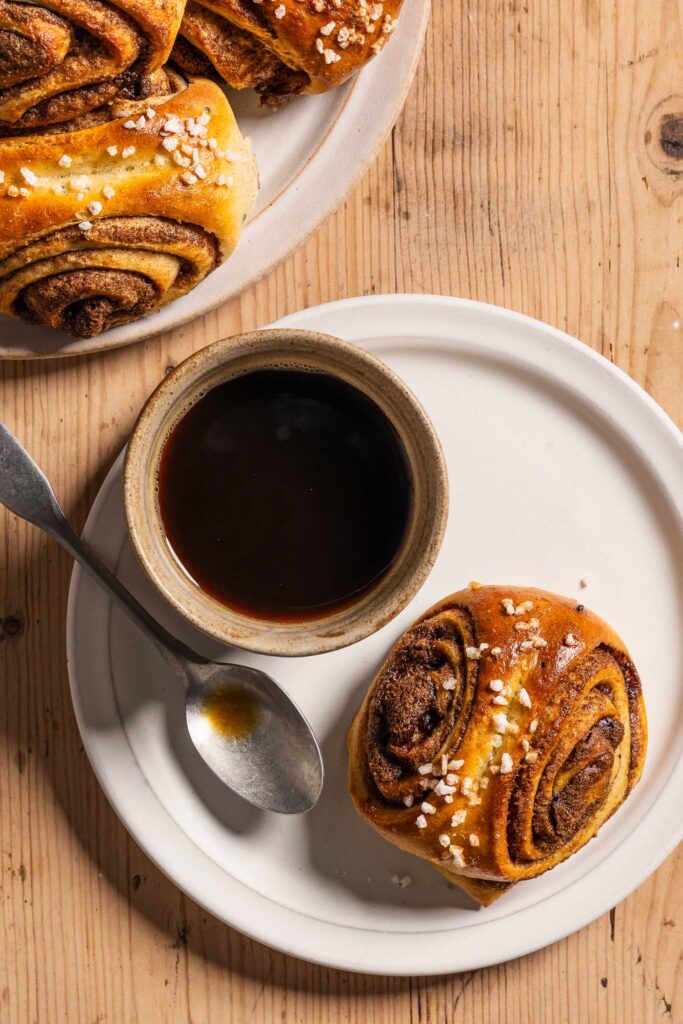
[1,0,681,1021]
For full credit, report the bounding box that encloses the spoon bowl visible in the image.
[0,422,324,814]
[185,663,323,813]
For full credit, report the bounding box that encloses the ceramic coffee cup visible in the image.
[124,329,448,656]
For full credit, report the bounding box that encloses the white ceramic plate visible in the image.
[66,295,683,975]
[0,4,429,359]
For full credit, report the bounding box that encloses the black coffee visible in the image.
[158,369,412,621]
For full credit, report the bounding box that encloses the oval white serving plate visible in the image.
[66,295,683,975]
[0,2,429,359]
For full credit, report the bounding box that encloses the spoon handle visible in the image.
[0,422,207,666]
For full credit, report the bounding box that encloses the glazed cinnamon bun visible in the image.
[0,76,258,341]
[348,585,647,905]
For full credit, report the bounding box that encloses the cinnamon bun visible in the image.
[348,585,647,905]
[172,0,405,105]
[0,0,185,132]
[0,76,258,340]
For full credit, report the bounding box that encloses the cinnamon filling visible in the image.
[20,269,157,337]
[173,2,307,104]
[0,0,150,128]
[0,1,72,88]
[531,715,624,847]
[0,28,68,87]
[506,647,632,861]
[365,615,473,801]
[0,78,120,131]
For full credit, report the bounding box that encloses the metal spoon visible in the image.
[0,423,323,814]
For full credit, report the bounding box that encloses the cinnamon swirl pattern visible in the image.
[0,78,257,339]
[348,585,647,905]
[172,0,404,105]
[0,0,185,133]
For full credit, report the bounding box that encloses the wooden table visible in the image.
[1,1,681,1021]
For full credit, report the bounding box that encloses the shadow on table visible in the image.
[0,449,474,991]
[302,672,479,912]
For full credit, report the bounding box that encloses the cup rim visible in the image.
[124,328,449,656]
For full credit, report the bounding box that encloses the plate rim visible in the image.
[0,2,431,360]
[66,294,683,975]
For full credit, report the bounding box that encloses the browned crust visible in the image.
[173,1,306,98]
[0,79,258,337]
[176,0,405,102]
[348,584,648,906]
[0,0,186,129]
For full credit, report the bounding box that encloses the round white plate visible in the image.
[0,4,429,359]
[66,295,683,975]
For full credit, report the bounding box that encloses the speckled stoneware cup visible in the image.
[124,329,448,657]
